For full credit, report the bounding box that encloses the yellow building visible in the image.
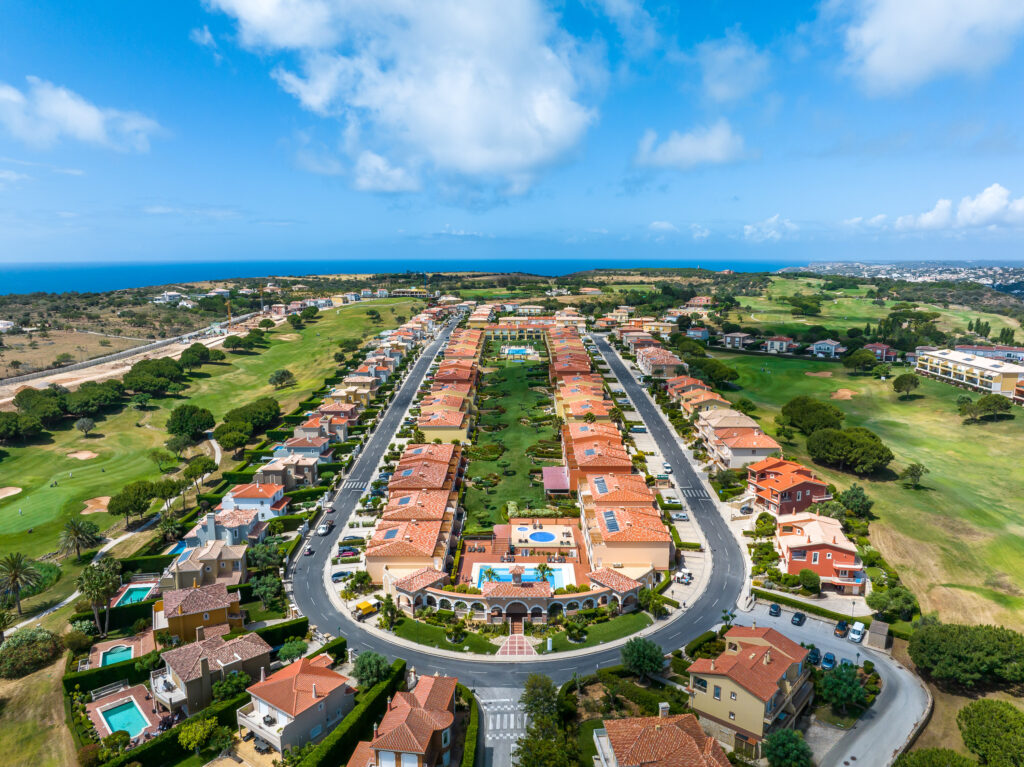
[687,626,813,758]
[153,583,244,642]
[916,348,1024,397]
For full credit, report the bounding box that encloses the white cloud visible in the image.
[143,205,239,219]
[743,214,797,243]
[634,119,745,171]
[0,76,159,151]
[353,151,419,192]
[190,25,217,48]
[844,0,1024,94]
[0,169,30,188]
[690,223,710,240]
[590,0,659,56]
[208,0,596,191]
[648,220,678,232]
[695,29,770,102]
[895,199,953,230]
[956,183,1024,227]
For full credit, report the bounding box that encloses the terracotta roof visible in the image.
[383,490,452,521]
[162,583,235,616]
[365,520,444,558]
[401,443,456,464]
[389,461,451,491]
[346,741,373,767]
[777,513,857,555]
[688,626,808,702]
[567,399,611,417]
[604,713,730,767]
[594,508,671,543]
[587,474,657,505]
[587,568,642,593]
[227,483,283,500]
[363,675,457,757]
[718,430,780,450]
[393,568,449,593]
[162,630,270,683]
[573,442,631,467]
[566,422,622,443]
[283,436,330,449]
[637,347,683,365]
[481,580,553,598]
[419,410,469,428]
[699,409,757,429]
[171,540,247,572]
[248,655,354,717]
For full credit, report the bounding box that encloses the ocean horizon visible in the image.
[0,256,807,295]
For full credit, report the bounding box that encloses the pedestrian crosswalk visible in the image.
[341,480,366,491]
[681,486,710,500]
[478,700,529,741]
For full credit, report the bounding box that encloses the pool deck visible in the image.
[88,630,156,669]
[456,518,592,586]
[86,684,162,741]
[109,581,159,608]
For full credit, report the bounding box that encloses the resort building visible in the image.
[686,327,710,342]
[776,514,865,595]
[721,332,754,350]
[762,336,797,354]
[810,339,846,358]
[364,518,454,584]
[255,454,320,489]
[688,626,813,758]
[237,656,357,754]
[218,483,291,521]
[152,583,244,641]
[417,408,471,443]
[593,712,730,767]
[159,540,248,590]
[151,625,270,715]
[635,347,685,379]
[746,459,830,516]
[347,673,458,767]
[863,342,897,362]
[915,348,1024,397]
[665,375,710,400]
[679,390,730,416]
[697,410,781,469]
[954,344,1024,362]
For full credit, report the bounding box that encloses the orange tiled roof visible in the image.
[481,580,553,598]
[401,443,456,464]
[587,473,656,505]
[248,655,353,717]
[227,483,283,500]
[383,489,452,520]
[370,675,457,754]
[605,713,730,767]
[393,568,449,593]
[688,626,807,702]
[595,508,671,543]
[162,583,235,616]
[587,568,643,593]
[365,519,444,558]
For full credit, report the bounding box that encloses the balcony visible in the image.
[237,702,285,752]
[150,670,187,710]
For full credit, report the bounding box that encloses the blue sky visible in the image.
[3,0,1024,267]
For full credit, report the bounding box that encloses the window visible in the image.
[812,552,819,564]
[693,677,707,692]
[205,565,211,572]
[730,691,737,700]
[713,685,721,701]
[729,711,735,720]
[318,703,324,711]
[220,561,225,568]
[826,552,832,559]
[442,728,451,747]
[796,491,802,501]
[203,613,210,621]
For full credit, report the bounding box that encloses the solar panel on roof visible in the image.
[398,496,412,505]
[384,528,399,539]
[584,448,596,456]
[401,469,413,477]
[603,511,620,532]
[594,477,608,494]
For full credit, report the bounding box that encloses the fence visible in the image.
[0,311,260,386]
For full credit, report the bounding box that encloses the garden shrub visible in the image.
[0,627,64,678]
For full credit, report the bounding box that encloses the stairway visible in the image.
[510,617,524,635]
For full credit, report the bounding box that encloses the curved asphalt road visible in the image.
[291,324,745,687]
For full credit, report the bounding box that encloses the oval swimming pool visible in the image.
[528,531,555,543]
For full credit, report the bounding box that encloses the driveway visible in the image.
[740,603,930,766]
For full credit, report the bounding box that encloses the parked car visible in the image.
[663,466,673,474]
[671,512,689,522]
[337,547,359,558]
[841,658,856,668]
[821,652,837,670]
[629,425,647,433]
[769,603,782,617]
[848,621,866,643]
[806,647,821,666]
[791,612,806,626]
[739,505,753,514]
[331,571,353,583]
[304,546,314,556]
[834,620,849,638]
[343,535,364,542]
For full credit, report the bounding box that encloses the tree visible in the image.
[157,515,185,543]
[247,541,282,574]
[278,638,307,663]
[820,663,867,714]
[147,447,177,473]
[866,586,917,621]
[838,484,874,517]
[513,713,578,767]
[721,608,737,628]
[872,363,892,379]
[178,716,218,754]
[129,393,151,410]
[976,393,1012,420]
[481,567,498,584]
[901,462,929,488]
[179,350,202,372]
[957,698,1024,766]
[165,434,192,457]
[353,651,390,688]
[183,455,218,495]
[251,575,282,609]
[798,568,820,594]
[211,670,251,701]
[0,610,14,643]
[520,674,559,721]
[621,637,663,681]
[300,306,319,320]
[781,395,844,434]
[0,553,41,615]
[908,622,1024,688]
[535,562,554,584]
[763,728,814,767]
[843,348,878,372]
[734,397,757,415]
[0,627,63,679]
[58,519,100,559]
[222,335,244,352]
[215,428,248,457]
[167,404,215,440]
[268,368,296,388]
[259,318,275,330]
[286,314,303,330]
[108,481,156,523]
[77,558,122,635]
[893,373,921,398]
[377,594,399,631]
[894,748,976,767]
[74,417,95,437]
[207,725,235,755]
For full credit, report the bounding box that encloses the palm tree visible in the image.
[77,559,122,636]
[482,567,498,584]
[535,562,554,585]
[721,609,736,628]
[157,516,185,543]
[0,553,41,615]
[0,610,15,643]
[58,519,101,560]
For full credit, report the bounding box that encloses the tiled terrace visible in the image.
[455,518,593,586]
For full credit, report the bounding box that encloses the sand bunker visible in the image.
[831,388,857,400]
[68,450,99,460]
[277,334,300,341]
[805,371,833,378]
[0,487,22,500]
[81,496,110,514]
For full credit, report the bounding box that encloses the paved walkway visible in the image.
[495,635,536,656]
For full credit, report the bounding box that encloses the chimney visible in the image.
[373,723,378,739]
[710,659,715,671]
[312,683,318,699]
[196,626,205,641]
[764,650,771,665]
[658,701,670,718]
[260,666,266,682]
[386,695,392,711]
[752,620,756,629]
[206,512,217,540]
[200,657,210,680]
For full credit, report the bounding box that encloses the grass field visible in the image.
[463,359,556,534]
[392,617,498,654]
[0,300,421,559]
[716,351,1024,629]
[541,611,653,653]
[734,276,1021,340]
[0,657,74,767]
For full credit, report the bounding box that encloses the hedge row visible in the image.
[271,513,312,532]
[310,635,349,663]
[222,469,257,484]
[252,617,310,647]
[297,659,407,767]
[287,486,331,503]
[267,428,292,441]
[677,541,702,551]
[118,554,175,573]
[227,582,255,603]
[684,630,718,658]
[751,588,873,627]
[458,683,480,767]
[69,598,159,634]
[62,647,158,693]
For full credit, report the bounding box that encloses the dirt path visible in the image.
[0,657,75,767]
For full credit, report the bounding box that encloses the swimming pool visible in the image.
[506,347,529,355]
[472,563,574,589]
[114,585,155,607]
[100,645,133,666]
[514,526,559,544]
[100,700,148,737]
[164,541,187,555]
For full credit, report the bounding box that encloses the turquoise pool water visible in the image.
[165,541,187,555]
[101,700,148,737]
[100,645,133,666]
[474,565,569,589]
[505,347,530,355]
[114,585,154,606]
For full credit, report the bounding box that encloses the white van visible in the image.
[848,621,866,643]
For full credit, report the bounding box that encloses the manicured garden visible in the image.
[541,611,653,653]
[391,617,498,654]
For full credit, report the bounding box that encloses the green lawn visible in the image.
[0,301,420,560]
[392,617,499,654]
[716,351,1024,629]
[542,611,654,653]
[240,599,287,623]
[462,359,557,534]
[578,718,603,764]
